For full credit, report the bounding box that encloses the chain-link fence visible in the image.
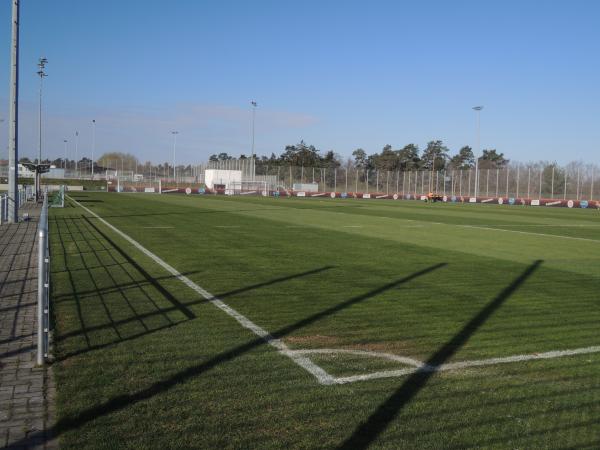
[2,159,598,200]
[247,162,598,200]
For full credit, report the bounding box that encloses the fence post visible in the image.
[495,169,499,198]
[345,168,348,193]
[402,171,405,196]
[414,170,418,195]
[333,168,337,192]
[591,167,594,201]
[576,167,580,200]
[37,197,47,365]
[467,170,471,197]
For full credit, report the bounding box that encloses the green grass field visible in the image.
[49,193,600,449]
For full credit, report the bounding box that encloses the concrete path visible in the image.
[0,205,56,449]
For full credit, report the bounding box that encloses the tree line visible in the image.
[209,140,510,172]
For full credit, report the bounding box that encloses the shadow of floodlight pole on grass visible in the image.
[13,262,446,447]
[337,259,543,450]
[56,215,335,355]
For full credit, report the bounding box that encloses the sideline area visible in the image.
[0,204,56,449]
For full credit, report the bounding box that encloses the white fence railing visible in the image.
[37,194,51,365]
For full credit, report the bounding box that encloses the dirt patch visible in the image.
[285,335,342,348]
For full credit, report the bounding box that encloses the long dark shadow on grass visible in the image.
[337,259,543,450]
[15,263,444,446]
[51,271,202,303]
[74,216,168,334]
[55,321,187,361]
[214,265,335,300]
[55,216,92,348]
[55,266,334,344]
[68,217,129,340]
[83,215,195,319]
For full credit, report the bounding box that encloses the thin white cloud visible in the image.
[5,101,318,163]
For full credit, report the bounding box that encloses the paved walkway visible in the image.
[0,204,56,449]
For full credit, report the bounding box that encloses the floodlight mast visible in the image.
[472,106,483,198]
[75,131,79,175]
[91,119,96,179]
[36,57,47,202]
[7,0,19,222]
[171,131,178,181]
[63,139,68,169]
[251,101,257,181]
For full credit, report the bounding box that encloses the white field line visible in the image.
[68,196,336,385]
[325,345,600,384]
[291,348,423,367]
[458,224,600,243]
[461,224,600,227]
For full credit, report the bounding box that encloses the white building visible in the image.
[204,169,242,190]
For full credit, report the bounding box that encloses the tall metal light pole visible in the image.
[91,119,96,179]
[36,57,47,201]
[7,0,19,222]
[251,101,257,181]
[63,139,68,169]
[75,131,79,176]
[171,131,178,180]
[472,106,483,198]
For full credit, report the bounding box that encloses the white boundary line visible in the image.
[458,224,600,243]
[68,195,336,385]
[290,346,600,384]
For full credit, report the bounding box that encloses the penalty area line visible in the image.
[458,224,600,243]
[330,345,600,384]
[67,195,335,385]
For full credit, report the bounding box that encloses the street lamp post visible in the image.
[7,0,18,222]
[91,119,96,179]
[35,57,47,202]
[472,106,483,198]
[171,131,178,181]
[75,131,79,176]
[63,139,68,170]
[251,101,257,181]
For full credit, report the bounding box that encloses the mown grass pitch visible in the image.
[50,193,600,449]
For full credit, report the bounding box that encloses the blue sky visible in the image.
[0,0,599,165]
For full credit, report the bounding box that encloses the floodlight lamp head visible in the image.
[251,101,257,107]
[472,106,483,111]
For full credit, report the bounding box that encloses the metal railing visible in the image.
[0,194,7,224]
[37,194,50,365]
[0,186,35,225]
